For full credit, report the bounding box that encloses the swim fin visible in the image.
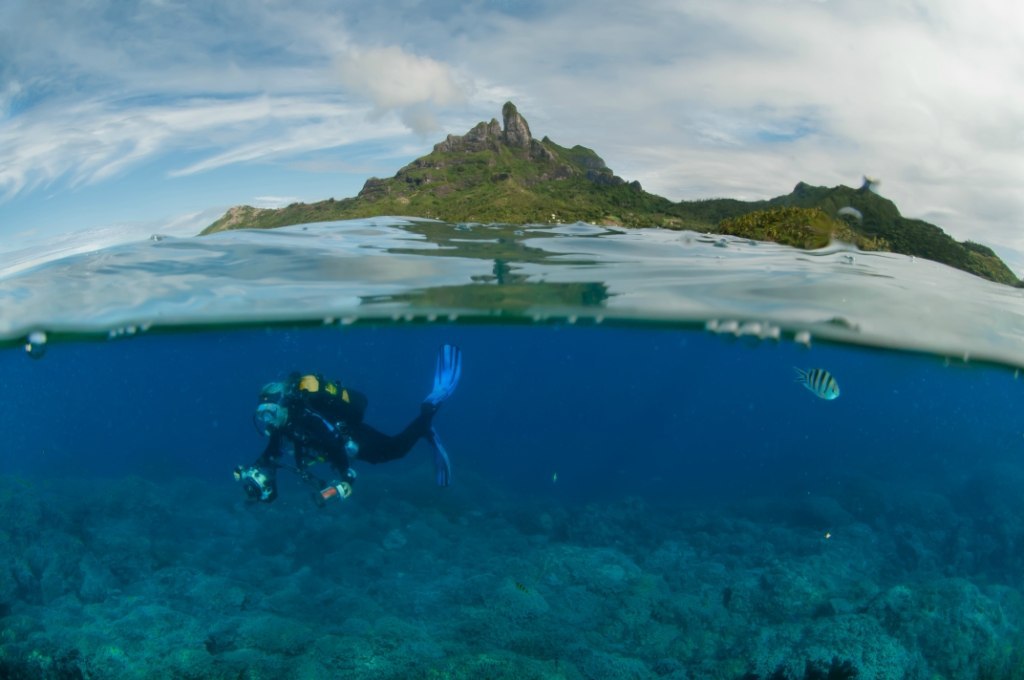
[424,344,462,407]
[423,345,460,487]
[425,426,452,487]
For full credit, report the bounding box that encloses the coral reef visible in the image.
[1,469,1022,679]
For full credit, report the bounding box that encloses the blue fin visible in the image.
[426,426,452,487]
[425,344,463,407]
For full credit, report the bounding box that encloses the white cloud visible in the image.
[0,95,407,198]
[335,45,468,134]
[0,80,21,116]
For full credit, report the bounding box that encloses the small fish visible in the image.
[515,581,530,594]
[795,367,840,400]
[552,472,558,484]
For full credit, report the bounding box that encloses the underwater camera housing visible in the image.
[233,465,276,502]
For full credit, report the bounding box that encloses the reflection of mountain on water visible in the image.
[387,220,600,267]
[370,221,611,311]
[363,264,609,311]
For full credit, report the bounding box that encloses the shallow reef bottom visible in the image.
[1,469,1024,680]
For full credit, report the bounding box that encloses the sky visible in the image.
[1,0,1022,272]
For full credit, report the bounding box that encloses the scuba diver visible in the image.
[234,344,462,505]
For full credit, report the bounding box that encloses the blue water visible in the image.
[2,220,1024,678]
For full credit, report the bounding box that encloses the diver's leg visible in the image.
[351,410,433,464]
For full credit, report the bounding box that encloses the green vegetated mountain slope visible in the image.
[202,102,1019,286]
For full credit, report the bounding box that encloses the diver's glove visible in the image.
[234,465,277,503]
[423,344,463,408]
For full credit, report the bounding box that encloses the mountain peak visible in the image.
[431,101,538,155]
[501,101,532,148]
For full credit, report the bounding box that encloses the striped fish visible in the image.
[794,367,840,400]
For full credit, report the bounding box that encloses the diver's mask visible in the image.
[233,465,276,502]
[254,402,288,436]
[253,381,289,436]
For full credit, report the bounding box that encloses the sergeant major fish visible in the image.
[794,367,840,400]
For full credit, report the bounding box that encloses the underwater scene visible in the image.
[2,219,1024,679]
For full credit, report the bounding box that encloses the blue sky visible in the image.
[1,0,1022,271]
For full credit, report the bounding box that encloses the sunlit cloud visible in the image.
[336,45,468,135]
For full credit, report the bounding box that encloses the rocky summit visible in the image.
[202,103,1019,286]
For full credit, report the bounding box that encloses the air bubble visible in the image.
[24,330,47,359]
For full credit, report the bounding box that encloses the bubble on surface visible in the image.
[738,321,763,337]
[107,325,142,339]
[710,320,739,335]
[24,330,47,359]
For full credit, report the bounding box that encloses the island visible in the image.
[202,102,1019,286]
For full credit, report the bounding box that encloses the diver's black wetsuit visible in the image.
[239,344,461,502]
[252,374,436,493]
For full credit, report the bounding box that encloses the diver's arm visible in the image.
[253,431,284,468]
